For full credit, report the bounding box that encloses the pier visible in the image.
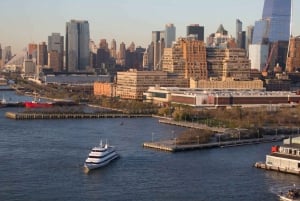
[254,162,300,175]
[143,136,285,152]
[5,112,151,120]
[158,118,226,132]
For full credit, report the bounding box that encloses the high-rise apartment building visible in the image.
[165,23,176,48]
[48,33,64,71]
[252,0,291,44]
[187,24,204,41]
[66,20,90,72]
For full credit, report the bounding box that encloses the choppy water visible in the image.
[0,90,300,201]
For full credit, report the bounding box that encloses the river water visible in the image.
[0,90,300,201]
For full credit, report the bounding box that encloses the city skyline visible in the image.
[0,0,299,53]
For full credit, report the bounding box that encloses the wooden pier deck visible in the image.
[5,112,151,120]
[143,136,285,152]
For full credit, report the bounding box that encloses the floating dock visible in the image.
[5,112,151,120]
[254,162,300,175]
[143,137,285,152]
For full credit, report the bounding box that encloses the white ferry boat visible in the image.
[266,137,300,174]
[255,136,300,175]
[84,141,119,170]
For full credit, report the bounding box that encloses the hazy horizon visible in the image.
[1,0,299,53]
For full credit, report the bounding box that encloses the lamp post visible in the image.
[236,128,240,141]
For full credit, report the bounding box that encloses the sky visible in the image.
[0,0,299,53]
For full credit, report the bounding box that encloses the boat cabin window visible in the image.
[92,149,105,152]
[298,163,300,168]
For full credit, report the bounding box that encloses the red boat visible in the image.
[24,100,53,108]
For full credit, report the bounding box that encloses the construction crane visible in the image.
[262,42,278,77]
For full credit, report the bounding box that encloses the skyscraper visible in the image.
[246,25,254,51]
[66,20,90,72]
[110,39,117,59]
[252,0,291,44]
[186,24,204,41]
[37,42,48,66]
[48,33,64,71]
[0,44,2,68]
[0,44,2,60]
[152,31,165,70]
[165,23,176,48]
[236,19,242,47]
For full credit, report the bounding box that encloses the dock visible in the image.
[158,119,226,132]
[254,162,300,175]
[143,136,285,152]
[5,112,151,120]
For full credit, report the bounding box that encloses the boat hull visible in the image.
[24,102,53,108]
[84,153,119,170]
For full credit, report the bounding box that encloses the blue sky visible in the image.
[0,0,299,53]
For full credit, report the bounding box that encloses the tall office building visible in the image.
[48,33,64,53]
[110,39,117,59]
[117,42,126,66]
[48,33,64,71]
[37,42,48,66]
[152,31,165,70]
[165,23,176,48]
[187,24,204,41]
[66,20,90,72]
[0,44,2,68]
[236,19,242,46]
[252,0,291,44]
[237,31,246,49]
[28,43,37,60]
[2,46,12,64]
[246,25,254,52]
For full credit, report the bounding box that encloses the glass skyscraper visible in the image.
[252,0,291,44]
[66,20,90,72]
[165,23,176,48]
